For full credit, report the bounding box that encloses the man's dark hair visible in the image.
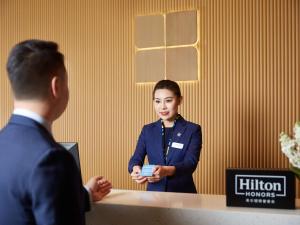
[152,79,182,99]
[6,39,65,100]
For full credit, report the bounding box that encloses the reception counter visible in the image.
[86,189,300,225]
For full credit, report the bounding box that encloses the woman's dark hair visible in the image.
[152,79,182,99]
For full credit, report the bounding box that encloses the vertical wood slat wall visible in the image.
[0,0,299,196]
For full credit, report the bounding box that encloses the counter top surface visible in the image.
[95,189,300,215]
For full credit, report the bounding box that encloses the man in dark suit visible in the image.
[0,40,112,225]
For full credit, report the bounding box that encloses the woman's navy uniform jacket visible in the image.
[128,116,202,193]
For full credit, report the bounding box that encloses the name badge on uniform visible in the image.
[171,142,184,149]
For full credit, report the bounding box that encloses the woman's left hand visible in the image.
[147,165,164,183]
[147,165,176,183]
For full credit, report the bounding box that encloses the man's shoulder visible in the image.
[0,117,63,167]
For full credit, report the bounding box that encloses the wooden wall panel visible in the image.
[0,0,299,196]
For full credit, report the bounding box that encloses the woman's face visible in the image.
[153,88,181,122]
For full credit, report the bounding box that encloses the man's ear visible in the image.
[50,76,60,98]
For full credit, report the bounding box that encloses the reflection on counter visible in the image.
[86,189,300,225]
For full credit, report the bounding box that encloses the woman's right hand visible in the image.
[131,165,147,184]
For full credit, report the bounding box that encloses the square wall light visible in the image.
[135,14,165,48]
[166,10,198,46]
[136,49,165,83]
[166,47,198,81]
[135,10,199,83]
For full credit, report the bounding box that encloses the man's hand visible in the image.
[85,176,112,202]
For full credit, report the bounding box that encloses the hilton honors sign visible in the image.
[226,169,295,209]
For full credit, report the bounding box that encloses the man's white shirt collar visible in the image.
[13,108,51,133]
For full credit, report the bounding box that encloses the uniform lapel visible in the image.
[153,120,166,164]
[166,117,187,164]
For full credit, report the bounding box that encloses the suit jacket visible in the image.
[128,116,202,193]
[0,115,90,225]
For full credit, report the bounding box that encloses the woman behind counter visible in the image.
[128,80,202,193]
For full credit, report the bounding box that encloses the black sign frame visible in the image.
[226,169,295,209]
